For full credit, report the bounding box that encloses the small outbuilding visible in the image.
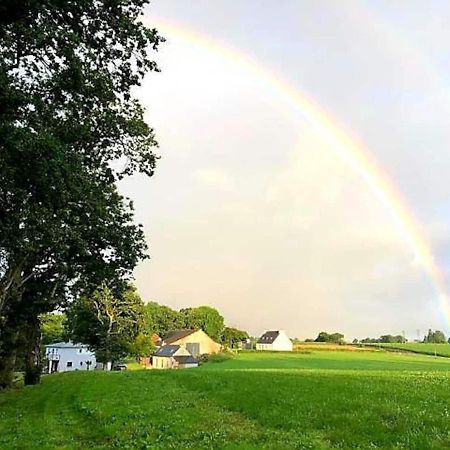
[152,345,199,369]
[256,330,293,351]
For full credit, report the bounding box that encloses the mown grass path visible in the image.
[1,351,449,449]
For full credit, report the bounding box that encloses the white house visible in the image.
[45,342,96,373]
[256,330,293,351]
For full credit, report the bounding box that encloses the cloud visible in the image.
[193,168,235,192]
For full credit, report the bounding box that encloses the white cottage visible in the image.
[256,330,293,351]
[45,342,96,373]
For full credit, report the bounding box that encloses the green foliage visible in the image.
[221,326,249,347]
[180,306,224,341]
[128,333,155,358]
[66,284,144,364]
[39,313,67,346]
[361,334,406,344]
[424,329,447,343]
[142,302,182,337]
[0,0,162,386]
[314,331,345,343]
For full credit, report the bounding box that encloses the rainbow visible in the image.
[144,16,450,328]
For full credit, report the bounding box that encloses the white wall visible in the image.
[46,346,96,373]
[272,331,293,351]
[256,331,293,351]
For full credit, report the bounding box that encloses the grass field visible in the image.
[1,351,449,449]
[366,343,450,358]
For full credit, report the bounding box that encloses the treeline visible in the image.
[358,335,406,344]
[302,332,346,344]
[356,329,449,344]
[39,285,249,367]
[423,329,448,344]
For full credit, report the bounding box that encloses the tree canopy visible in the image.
[142,302,182,337]
[424,329,446,344]
[66,284,145,364]
[314,332,345,344]
[40,313,67,346]
[180,306,225,342]
[222,327,249,348]
[0,0,163,386]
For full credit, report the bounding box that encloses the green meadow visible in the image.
[1,351,449,449]
[368,343,450,358]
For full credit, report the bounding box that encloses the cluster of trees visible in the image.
[313,332,345,344]
[423,329,447,344]
[359,335,406,344]
[0,1,163,388]
[357,329,448,344]
[141,302,248,345]
[41,295,249,366]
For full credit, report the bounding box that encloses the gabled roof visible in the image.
[45,341,89,349]
[163,329,197,344]
[154,345,181,357]
[174,355,198,365]
[257,331,280,344]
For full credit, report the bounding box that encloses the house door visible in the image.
[51,360,59,373]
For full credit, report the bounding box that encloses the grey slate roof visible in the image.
[45,341,89,349]
[154,345,181,357]
[174,355,198,365]
[257,331,280,344]
[163,329,197,344]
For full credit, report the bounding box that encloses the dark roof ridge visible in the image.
[163,329,199,344]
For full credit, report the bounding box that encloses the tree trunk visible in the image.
[23,315,42,385]
[0,328,18,389]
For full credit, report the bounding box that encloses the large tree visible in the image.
[0,0,163,387]
[66,284,144,367]
[40,313,67,346]
[222,327,249,347]
[424,329,446,344]
[180,306,225,342]
[142,302,182,337]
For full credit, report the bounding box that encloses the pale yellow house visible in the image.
[162,329,221,356]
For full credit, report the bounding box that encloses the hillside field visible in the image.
[1,350,449,449]
[365,343,450,358]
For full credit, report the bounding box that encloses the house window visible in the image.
[79,349,83,353]
[67,361,73,368]
[80,361,83,366]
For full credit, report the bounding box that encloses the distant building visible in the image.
[256,330,293,351]
[161,329,221,356]
[152,345,198,369]
[237,338,253,350]
[45,342,96,373]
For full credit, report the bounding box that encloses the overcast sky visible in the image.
[119,0,450,339]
